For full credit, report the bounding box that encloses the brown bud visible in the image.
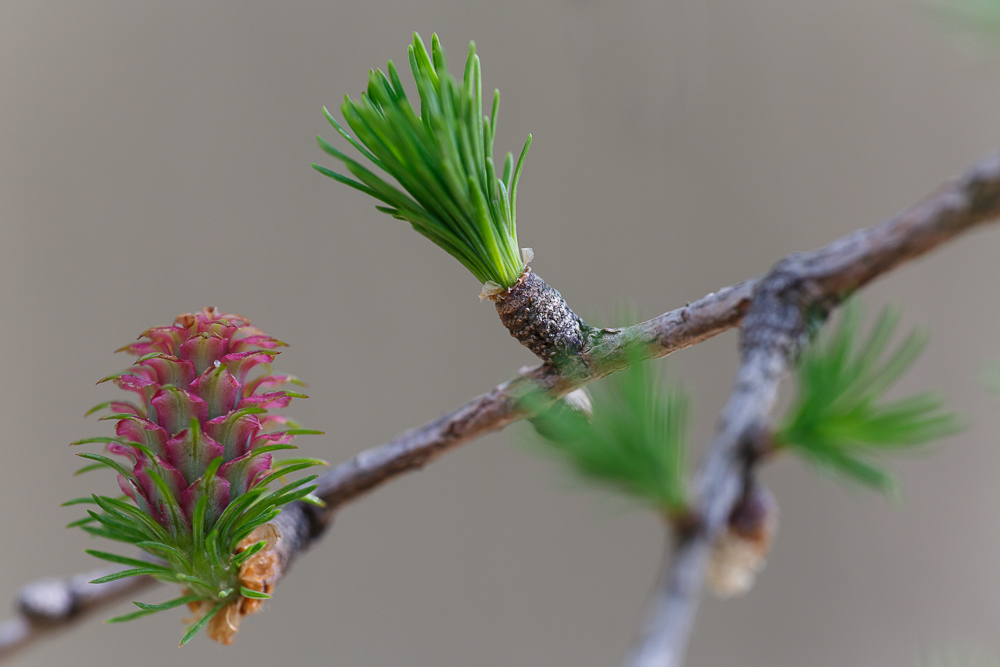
[183,523,282,646]
[707,485,778,598]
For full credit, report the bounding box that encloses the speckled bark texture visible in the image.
[493,270,588,367]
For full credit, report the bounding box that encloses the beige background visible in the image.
[2,1,1000,665]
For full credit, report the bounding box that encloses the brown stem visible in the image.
[0,567,155,661]
[4,150,1000,664]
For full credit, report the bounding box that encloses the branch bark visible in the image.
[4,150,1000,664]
[624,149,1000,667]
[0,273,753,662]
[311,276,754,514]
[0,566,154,661]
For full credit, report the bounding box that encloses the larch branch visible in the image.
[4,150,1000,664]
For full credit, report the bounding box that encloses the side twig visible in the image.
[624,150,1000,667]
[4,151,1000,664]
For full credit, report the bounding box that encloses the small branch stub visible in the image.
[492,269,588,367]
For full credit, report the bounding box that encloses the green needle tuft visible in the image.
[775,300,964,494]
[526,356,691,516]
[314,33,531,289]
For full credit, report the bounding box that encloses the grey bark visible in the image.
[4,151,1000,665]
[624,150,1000,667]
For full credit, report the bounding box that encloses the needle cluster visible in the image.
[775,301,962,494]
[314,33,531,289]
[528,358,691,516]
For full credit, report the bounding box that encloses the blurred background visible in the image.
[2,1,1000,665]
